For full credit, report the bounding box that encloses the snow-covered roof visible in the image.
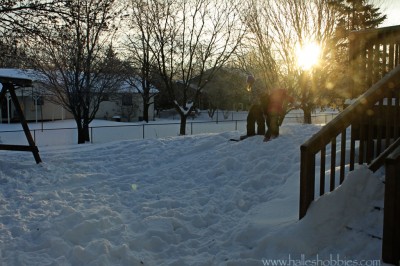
[0,68,38,82]
[120,79,159,94]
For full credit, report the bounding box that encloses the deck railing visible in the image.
[299,64,400,218]
[349,25,400,97]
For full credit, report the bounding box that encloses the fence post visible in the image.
[142,124,145,139]
[90,127,93,143]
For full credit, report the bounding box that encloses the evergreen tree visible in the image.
[332,0,386,33]
[328,0,387,99]
[330,0,386,48]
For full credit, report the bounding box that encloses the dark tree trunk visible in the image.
[76,117,91,144]
[83,122,90,142]
[179,115,187,135]
[303,107,312,124]
[143,102,150,122]
[77,123,86,144]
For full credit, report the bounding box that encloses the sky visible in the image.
[0,117,386,265]
[376,0,400,27]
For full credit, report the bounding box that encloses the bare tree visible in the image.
[26,0,125,144]
[242,0,338,123]
[124,0,159,122]
[0,1,66,32]
[140,0,246,135]
[0,1,68,67]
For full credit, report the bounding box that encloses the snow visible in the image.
[0,68,36,81]
[174,100,194,116]
[0,118,386,265]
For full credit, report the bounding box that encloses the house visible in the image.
[0,68,73,123]
[96,79,159,122]
[0,69,158,123]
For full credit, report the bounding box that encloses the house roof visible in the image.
[120,79,159,94]
[0,69,36,91]
[0,68,36,84]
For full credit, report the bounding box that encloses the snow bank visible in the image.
[231,166,385,265]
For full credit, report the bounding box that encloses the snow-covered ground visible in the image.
[0,118,386,265]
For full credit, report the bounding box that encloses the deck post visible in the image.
[299,145,315,219]
[382,146,400,265]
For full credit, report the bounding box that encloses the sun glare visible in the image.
[296,42,321,70]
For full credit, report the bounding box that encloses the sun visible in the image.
[296,42,321,70]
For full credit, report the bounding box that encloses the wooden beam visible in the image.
[369,137,400,172]
[382,146,400,264]
[0,75,32,87]
[0,144,39,152]
[0,81,42,164]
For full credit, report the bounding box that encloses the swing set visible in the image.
[0,75,41,164]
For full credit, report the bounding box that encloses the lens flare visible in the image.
[296,42,321,70]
